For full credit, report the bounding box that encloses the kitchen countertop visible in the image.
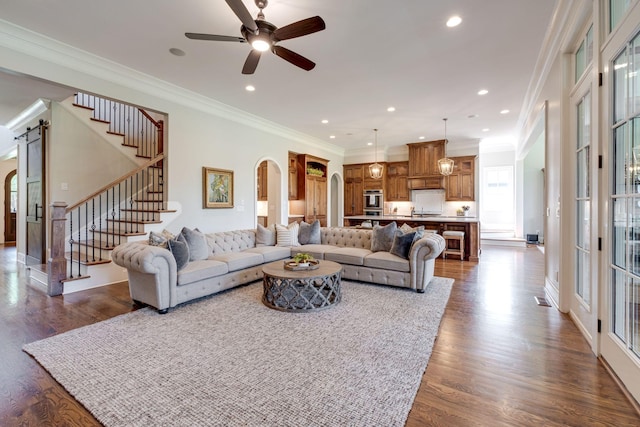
[344,215,479,223]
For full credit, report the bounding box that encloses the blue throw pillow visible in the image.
[167,237,190,271]
[299,220,321,245]
[390,229,422,260]
[180,227,209,261]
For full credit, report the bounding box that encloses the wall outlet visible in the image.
[237,206,244,212]
[61,182,68,191]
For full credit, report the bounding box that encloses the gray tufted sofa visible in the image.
[112,227,445,313]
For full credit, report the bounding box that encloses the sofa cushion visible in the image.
[324,247,372,266]
[245,246,291,262]
[363,251,410,272]
[276,223,301,247]
[256,223,276,247]
[177,259,229,286]
[181,227,209,261]
[209,251,264,272]
[298,220,321,245]
[370,222,397,252]
[167,237,190,271]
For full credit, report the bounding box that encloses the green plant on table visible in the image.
[293,253,315,264]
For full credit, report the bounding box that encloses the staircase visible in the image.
[36,93,179,295]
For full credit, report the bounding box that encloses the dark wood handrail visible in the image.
[139,108,161,128]
[65,154,165,213]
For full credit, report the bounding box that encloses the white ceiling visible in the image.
[0,0,557,153]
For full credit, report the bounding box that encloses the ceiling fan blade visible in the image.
[242,50,262,74]
[225,0,258,33]
[185,33,246,43]
[272,46,316,71]
[274,16,326,41]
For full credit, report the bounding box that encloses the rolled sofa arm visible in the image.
[112,242,178,311]
[408,233,446,291]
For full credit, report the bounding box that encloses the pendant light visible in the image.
[438,118,454,176]
[369,128,383,179]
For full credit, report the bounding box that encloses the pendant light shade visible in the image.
[438,118,454,176]
[369,128,383,179]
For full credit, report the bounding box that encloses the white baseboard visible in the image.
[481,238,527,247]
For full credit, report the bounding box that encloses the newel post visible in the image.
[48,201,67,296]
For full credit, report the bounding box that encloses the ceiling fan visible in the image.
[185,0,326,74]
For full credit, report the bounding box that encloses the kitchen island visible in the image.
[344,215,480,261]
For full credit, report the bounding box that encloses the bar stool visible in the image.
[442,230,465,260]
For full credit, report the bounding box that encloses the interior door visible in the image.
[601,2,640,403]
[25,125,46,266]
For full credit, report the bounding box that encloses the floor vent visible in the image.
[535,296,551,307]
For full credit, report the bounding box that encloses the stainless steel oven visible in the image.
[364,190,383,216]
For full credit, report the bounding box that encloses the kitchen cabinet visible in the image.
[445,156,476,201]
[299,154,329,226]
[344,164,364,216]
[385,162,409,201]
[406,140,445,189]
[257,160,268,201]
[288,152,298,200]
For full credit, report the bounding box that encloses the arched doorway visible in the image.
[4,169,17,245]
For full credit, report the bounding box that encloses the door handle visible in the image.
[35,203,41,220]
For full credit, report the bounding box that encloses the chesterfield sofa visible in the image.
[112,226,446,313]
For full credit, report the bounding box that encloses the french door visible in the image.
[601,0,640,402]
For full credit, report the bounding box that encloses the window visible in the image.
[10,173,17,212]
[575,25,593,83]
[481,166,514,231]
[610,0,632,33]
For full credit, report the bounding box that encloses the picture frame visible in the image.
[202,167,234,209]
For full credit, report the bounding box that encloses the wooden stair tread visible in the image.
[90,117,110,124]
[121,143,138,148]
[65,252,111,266]
[121,208,176,213]
[74,240,118,250]
[106,219,162,225]
[107,131,125,137]
[135,199,164,203]
[147,191,163,194]
[91,230,146,237]
[71,103,94,111]
[135,154,152,159]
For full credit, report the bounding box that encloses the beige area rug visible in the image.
[24,278,453,427]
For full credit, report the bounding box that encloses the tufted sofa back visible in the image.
[206,229,256,255]
[320,227,372,249]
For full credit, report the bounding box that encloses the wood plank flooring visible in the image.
[0,245,638,426]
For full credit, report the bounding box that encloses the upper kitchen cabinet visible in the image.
[385,161,409,201]
[407,140,445,189]
[445,156,476,201]
[344,164,364,216]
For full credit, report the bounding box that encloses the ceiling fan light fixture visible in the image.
[251,38,270,52]
[438,118,455,176]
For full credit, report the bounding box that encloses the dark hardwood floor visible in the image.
[0,244,638,426]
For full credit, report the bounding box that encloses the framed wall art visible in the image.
[202,167,234,208]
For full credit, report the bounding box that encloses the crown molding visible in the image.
[0,19,345,157]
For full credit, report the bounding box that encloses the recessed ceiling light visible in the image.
[482,128,490,132]
[468,114,479,118]
[446,16,462,27]
[367,142,373,146]
[387,106,396,112]
[169,48,186,57]
[477,89,488,95]
[419,136,425,140]
[500,109,510,114]
[329,135,336,139]
[245,85,255,92]
[321,119,329,124]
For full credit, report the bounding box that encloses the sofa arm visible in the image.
[408,233,446,291]
[112,242,178,311]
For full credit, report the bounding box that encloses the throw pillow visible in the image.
[180,227,209,261]
[400,223,425,234]
[370,221,397,252]
[256,223,276,247]
[276,222,301,247]
[298,220,321,245]
[167,237,190,271]
[390,229,419,260]
[148,229,176,248]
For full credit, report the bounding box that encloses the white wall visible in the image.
[522,134,545,241]
[0,157,17,244]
